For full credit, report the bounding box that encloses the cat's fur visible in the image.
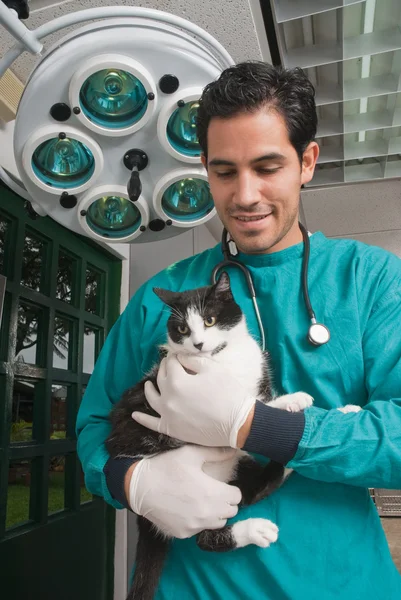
[106,272,314,600]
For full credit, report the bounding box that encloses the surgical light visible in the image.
[69,55,157,137]
[157,87,203,164]
[162,178,211,220]
[0,7,234,243]
[78,185,149,242]
[22,125,104,195]
[166,101,200,157]
[31,137,95,188]
[80,69,148,128]
[153,170,212,227]
[86,195,141,237]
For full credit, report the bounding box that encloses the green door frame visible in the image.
[0,184,122,600]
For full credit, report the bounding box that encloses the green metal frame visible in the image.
[0,184,121,595]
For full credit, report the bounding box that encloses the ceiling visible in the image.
[262,0,401,187]
[0,0,264,83]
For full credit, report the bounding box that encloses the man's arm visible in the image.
[241,281,401,489]
[283,286,401,489]
[76,297,144,509]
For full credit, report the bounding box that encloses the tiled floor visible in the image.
[381,518,401,573]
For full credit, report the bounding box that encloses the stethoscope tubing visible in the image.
[211,222,329,349]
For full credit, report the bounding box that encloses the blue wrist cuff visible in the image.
[103,456,140,509]
[243,401,305,464]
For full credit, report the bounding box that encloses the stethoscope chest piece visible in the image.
[308,322,330,346]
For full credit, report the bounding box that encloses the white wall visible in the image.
[302,178,401,256]
[129,224,218,295]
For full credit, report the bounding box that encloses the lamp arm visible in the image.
[0,6,234,79]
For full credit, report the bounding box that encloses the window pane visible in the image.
[11,378,37,442]
[48,455,65,515]
[7,459,32,529]
[53,315,72,370]
[16,302,43,365]
[50,384,67,440]
[85,267,102,315]
[56,251,75,304]
[21,233,45,292]
[0,216,9,275]
[83,327,101,374]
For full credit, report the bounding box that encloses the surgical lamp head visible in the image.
[4,8,234,244]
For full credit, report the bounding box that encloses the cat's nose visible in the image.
[194,342,203,351]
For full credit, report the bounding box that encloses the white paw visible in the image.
[270,392,314,413]
[337,405,362,414]
[232,518,279,549]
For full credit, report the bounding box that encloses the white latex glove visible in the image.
[129,445,241,538]
[132,353,256,448]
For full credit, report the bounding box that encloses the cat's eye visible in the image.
[178,324,189,334]
[204,316,216,327]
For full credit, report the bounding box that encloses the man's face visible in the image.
[202,107,319,254]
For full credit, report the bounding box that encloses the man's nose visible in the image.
[234,173,261,208]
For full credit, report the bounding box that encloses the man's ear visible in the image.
[153,287,180,307]
[201,154,207,170]
[301,141,319,185]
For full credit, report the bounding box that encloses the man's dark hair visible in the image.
[197,61,317,164]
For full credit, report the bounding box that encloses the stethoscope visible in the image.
[211,222,330,350]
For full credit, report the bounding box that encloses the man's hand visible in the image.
[132,354,256,448]
[127,445,241,538]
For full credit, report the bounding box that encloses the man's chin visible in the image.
[234,233,278,255]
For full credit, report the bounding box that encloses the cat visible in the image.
[105,271,360,600]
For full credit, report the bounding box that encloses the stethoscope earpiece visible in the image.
[213,223,331,350]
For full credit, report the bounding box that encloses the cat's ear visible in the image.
[215,271,231,295]
[153,287,180,307]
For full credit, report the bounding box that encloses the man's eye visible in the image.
[259,168,280,175]
[178,324,189,334]
[216,171,235,179]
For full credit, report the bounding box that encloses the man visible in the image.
[77,62,401,599]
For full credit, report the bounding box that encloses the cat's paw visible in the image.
[270,392,314,412]
[337,404,362,414]
[232,518,279,549]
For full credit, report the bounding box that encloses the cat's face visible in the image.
[154,272,242,356]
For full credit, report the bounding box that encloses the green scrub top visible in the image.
[77,232,401,599]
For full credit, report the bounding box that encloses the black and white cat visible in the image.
[106,272,359,600]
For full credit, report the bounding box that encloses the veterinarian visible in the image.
[77,61,401,599]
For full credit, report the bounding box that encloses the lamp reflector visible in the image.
[31,137,95,188]
[79,68,148,128]
[161,178,213,221]
[166,101,200,157]
[86,195,141,238]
